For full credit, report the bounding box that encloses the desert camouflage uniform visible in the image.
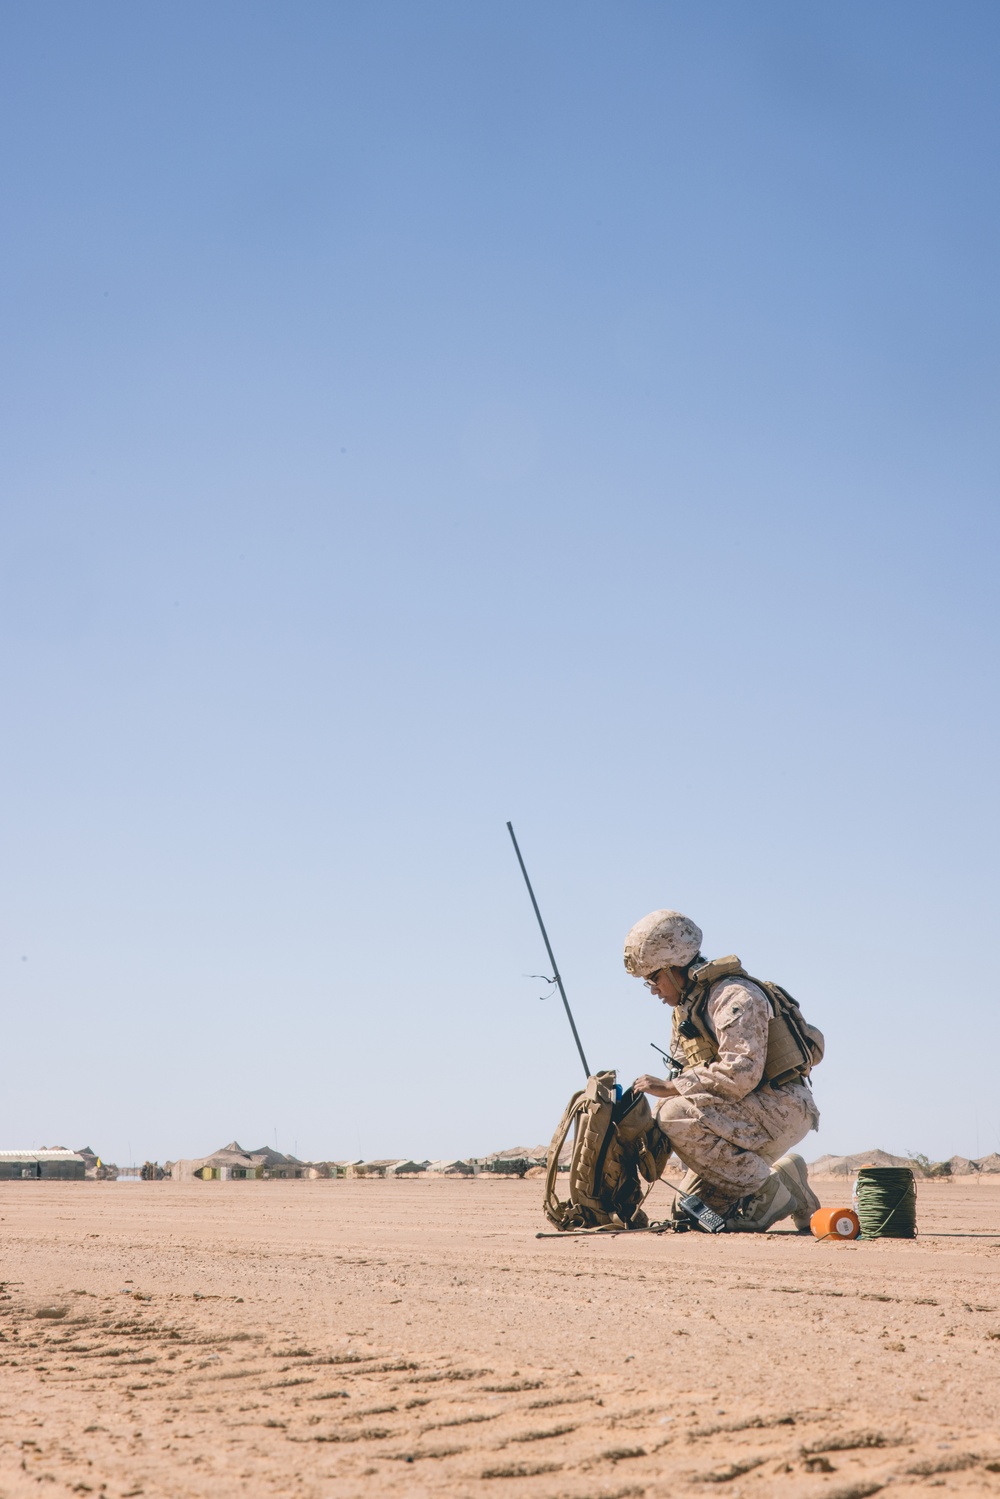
[655,976,819,1209]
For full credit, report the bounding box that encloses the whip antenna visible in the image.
[506,821,590,1079]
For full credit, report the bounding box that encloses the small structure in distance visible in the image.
[169,1142,263,1182]
[477,1145,549,1178]
[0,1149,86,1181]
[167,1141,325,1181]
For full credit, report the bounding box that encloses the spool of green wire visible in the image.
[855,1166,917,1239]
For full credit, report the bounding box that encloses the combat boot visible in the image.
[726,1171,794,1232]
[772,1153,820,1233]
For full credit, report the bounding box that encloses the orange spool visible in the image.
[810,1206,860,1240]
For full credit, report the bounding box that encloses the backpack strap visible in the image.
[543,1089,586,1228]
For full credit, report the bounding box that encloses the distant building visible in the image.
[477,1146,547,1177]
[169,1141,343,1181]
[244,1146,310,1179]
[169,1142,263,1181]
[345,1159,409,1179]
[72,1145,115,1179]
[0,1149,86,1181]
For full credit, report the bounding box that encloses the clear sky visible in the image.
[3,2,998,1168]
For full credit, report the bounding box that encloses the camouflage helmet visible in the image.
[623,910,703,978]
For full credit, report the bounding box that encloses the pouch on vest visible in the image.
[760,982,825,1086]
[543,1071,672,1231]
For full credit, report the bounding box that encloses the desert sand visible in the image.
[2,1177,1000,1498]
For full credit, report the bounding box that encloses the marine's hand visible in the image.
[633,1074,676,1098]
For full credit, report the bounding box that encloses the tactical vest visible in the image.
[671,955,824,1089]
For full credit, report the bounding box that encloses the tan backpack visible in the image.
[543,1071,671,1231]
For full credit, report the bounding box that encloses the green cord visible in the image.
[855,1166,917,1239]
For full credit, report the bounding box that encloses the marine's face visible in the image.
[645,965,687,1006]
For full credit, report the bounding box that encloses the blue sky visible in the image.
[2,2,998,1166]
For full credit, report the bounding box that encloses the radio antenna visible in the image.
[506,821,590,1079]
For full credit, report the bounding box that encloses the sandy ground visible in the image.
[2,1178,1000,1499]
